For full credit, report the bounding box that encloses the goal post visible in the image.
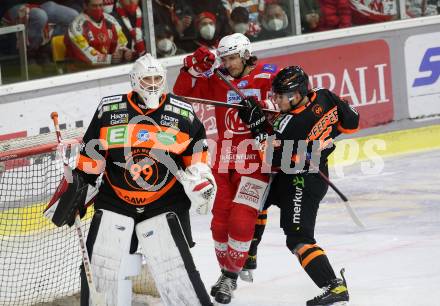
[0,129,158,306]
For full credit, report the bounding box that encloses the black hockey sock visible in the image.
[296,244,337,288]
[248,210,268,257]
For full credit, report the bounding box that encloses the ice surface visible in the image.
[188,149,440,306]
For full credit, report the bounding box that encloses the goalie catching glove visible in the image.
[43,169,89,227]
[176,163,217,215]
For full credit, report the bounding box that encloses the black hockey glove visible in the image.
[238,97,269,137]
[44,169,89,227]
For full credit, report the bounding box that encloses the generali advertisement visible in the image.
[266,39,394,129]
[405,32,440,119]
[195,39,394,140]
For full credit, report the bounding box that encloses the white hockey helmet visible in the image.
[129,53,166,108]
[216,33,252,60]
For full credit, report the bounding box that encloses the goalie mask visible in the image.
[129,53,166,109]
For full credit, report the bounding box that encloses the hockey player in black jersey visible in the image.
[237,66,359,306]
[44,54,215,306]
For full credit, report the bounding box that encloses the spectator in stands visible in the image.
[406,0,439,17]
[186,0,232,40]
[182,12,222,51]
[224,0,265,37]
[152,0,194,44]
[350,0,397,25]
[112,0,146,59]
[64,0,133,70]
[300,0,321,33]
[155,24,185,58]
[230,6,262,41]
[318,0,352,30]
[2,1,78,58]
[258,1,291,40]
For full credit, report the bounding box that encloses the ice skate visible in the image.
[306,268,349,306]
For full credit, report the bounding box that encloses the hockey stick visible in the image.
[50,112,106,306]
[180,95,278,114]
[214,69,365,229]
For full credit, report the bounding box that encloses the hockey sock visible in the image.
[248,209,268,257]
[296,244,337,288]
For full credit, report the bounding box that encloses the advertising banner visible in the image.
[405,32,440,119]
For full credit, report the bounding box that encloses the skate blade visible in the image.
[327,302,349,306]
[239,270,253,282]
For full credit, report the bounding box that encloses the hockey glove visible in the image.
[183,47,216,77]
[176,163,217,215]
[238,97,270,139]
[43,169,89,227]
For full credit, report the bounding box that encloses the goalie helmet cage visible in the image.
[0,129,157,306]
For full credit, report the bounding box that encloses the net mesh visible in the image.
[0,129,158,306]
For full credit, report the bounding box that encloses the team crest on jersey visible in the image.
[312,104,324,117]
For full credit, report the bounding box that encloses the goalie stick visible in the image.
[50,112,106,306]
[214,69,365,229]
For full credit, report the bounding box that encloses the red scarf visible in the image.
[115,1,145,55]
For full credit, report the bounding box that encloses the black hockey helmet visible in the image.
[272,66,309,98]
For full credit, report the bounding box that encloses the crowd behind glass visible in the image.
[0,0,439,84]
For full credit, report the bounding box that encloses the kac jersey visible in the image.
[173,63,279,170]
[76,92,209,215]
[264,88,360,172]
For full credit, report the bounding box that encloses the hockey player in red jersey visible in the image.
[44,54,215,306]
[173,33,279,304]
[238,66,360,306]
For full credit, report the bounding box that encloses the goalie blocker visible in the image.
[80,209,212,306]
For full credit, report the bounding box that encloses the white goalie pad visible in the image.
[90,209,142,306]
[135,212,212,306]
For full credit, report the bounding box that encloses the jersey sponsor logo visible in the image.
[233,177,267,209]
[412,47,440,87]
[160,114,179,128]
[142,230,154,238]
[164,104,173,112]
[107,126,127,145]
[137,129,150,142]
[262,64,277,73]
[226,89,261,104]
[169,98,193,112]
[254,72,271,79]
[110,113,128,125]
[224,108,249,135]
[237,80,248,88]
[156,131,176,145]
[292,181,304,225]
[102,95,123,104]
[276,115,293,133]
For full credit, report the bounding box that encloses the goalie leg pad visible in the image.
[136,212,212,306]
[84,209,141,306]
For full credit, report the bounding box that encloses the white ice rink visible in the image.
[180,149,440,306]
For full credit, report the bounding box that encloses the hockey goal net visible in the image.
[0,129,158,306]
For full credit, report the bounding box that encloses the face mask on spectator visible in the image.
[88,8,104,22]
[123,3,138,15]
[233,23,249,34]
[157,38,173,52]
[200,24,215,40]
[267,18,284,31]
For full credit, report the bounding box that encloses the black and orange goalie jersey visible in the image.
[76,91,209,215]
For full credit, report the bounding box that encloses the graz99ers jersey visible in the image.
[173,63,279,170]
[265,88,360,172]
[76,92,208,215]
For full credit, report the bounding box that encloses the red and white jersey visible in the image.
[173,63,279,170]
[65,12,127,65]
